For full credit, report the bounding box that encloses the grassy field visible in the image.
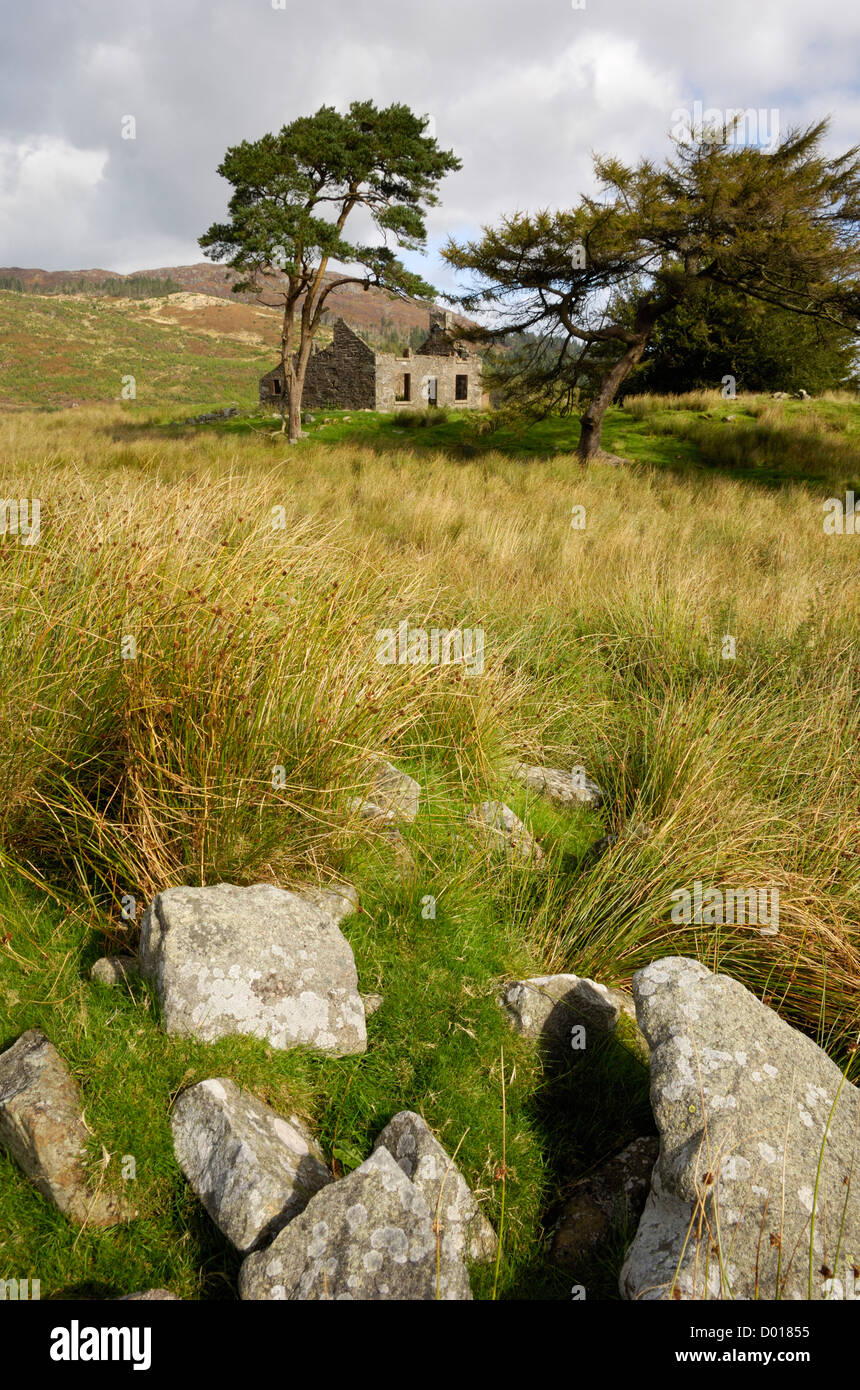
[1,388,859,1299]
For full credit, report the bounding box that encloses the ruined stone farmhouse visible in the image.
[259,309,486,411]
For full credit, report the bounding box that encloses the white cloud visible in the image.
[0,0,857,273]
[0,137,108,265]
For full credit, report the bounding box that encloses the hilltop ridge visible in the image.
[0,261,471,342]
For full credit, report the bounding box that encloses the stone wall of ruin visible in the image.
[301,320,376,410]
[374,352,485,411]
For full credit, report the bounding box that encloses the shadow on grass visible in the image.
[99,400,860,494]
[498,1029,654,1301]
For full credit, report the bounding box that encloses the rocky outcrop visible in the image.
[139,883,366,1055]
[506,761,603,809]
[467,801,545,864]
[238,1146,472,1300]
[620,957,860,1301]
[372,1111,497,1264]
[499,973,643,1052]
[0,1030,131,1226]
[170,1078,331,1253]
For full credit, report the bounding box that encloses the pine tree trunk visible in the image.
[286,338,313,444]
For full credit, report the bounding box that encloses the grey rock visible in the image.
[0,1030,131,1226]
[171,1078,331,1254]
[90,955,141,987]
[368,759,420,820]
[352,757,420,823]
[373,1111,497,1263]
[117,1289,181,1300]
[182,406,239,425]
[499,973,640,1050]
[299,882,359,926]
[467,801,545,864]
[553,1136,659,1268]
[507,760,603,809]
[348,796,397,825]
[771,391,789,400]
[593,832,619,855]
[361,992,384,1016]
[620,957,860,1301]
[239,1146,472,1300]
[593,821,651,857]
[139,883,366,1055]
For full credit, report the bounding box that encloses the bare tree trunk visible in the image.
[576,333,650,461]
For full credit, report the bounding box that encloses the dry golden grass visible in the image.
[1,403,858,1064]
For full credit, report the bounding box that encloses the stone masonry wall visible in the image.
[302,320,376,410]
[260,317,486,412]
[375,351,484,411]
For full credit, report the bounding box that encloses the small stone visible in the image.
[361,993,384,1016]
[348,797,398,825]
[354,758,420,823]
[117,1289,181,1300]
[467,801,545,864]
[553,1136,659,1268]
[0,1030,131,1226]
[593,821,651,856]
[499,973,639,1049]
[139,883,366,1055]
[90,956,140,987]
[506,761,603,809]
[373,1111,497,1263]
[299,883,359,925]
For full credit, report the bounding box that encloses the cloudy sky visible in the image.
[1,0,858,295]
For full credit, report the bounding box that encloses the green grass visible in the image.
[1,387,859,1301]
[242,390,860,494]
[0,832,651,1300]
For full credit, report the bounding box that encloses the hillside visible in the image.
[0,288,274,409]
[0,261,470,343]
[0,261,480,409]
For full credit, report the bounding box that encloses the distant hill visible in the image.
[0,262,472,348]
[0,287,276,409]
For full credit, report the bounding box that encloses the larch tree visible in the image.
[442,120,860,461]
